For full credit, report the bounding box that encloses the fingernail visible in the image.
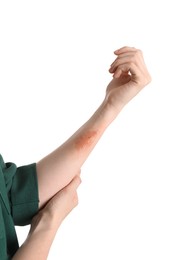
[114,49,119,54]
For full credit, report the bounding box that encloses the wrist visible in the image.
[12,211,60,260]
[98,98,124,124]
[29,210,61,237]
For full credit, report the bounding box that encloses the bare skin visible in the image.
[12,46,151,259]
[37,47,151,209]
[13,175,81,260]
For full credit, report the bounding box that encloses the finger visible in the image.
[109,54,136,73]
[113,62,138,78]
[66,175,81,191]
[111,52,132,64]
[110,51,141,70]
[113,51,138,60]
[110,49,144,74]
[114,46,138,55]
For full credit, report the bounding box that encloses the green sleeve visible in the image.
[10,163,40,226]
[1,155,39,226]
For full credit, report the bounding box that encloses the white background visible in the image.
[0,1,173,259]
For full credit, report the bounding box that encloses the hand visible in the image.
[12,175,81,260]
[45,174,81,224]
[106,46,151,109]
[31,175,81,232]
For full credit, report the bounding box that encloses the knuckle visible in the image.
[76,175,82,184]
[137,48,142,53]
[63,186,71,195]
[131,49,143,62]
[136,49,143,56]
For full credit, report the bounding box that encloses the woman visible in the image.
[0,46,151,259]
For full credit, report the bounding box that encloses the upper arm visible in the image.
[1,155,39,226]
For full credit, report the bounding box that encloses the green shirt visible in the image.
[0,154,39,259]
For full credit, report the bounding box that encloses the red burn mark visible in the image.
[75,130,98,151]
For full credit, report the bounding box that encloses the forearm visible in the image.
[37,99,123,208]
[12,175,80,260]
[12,212,59,260]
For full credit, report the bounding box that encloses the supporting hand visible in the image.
[13,175,81,260]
